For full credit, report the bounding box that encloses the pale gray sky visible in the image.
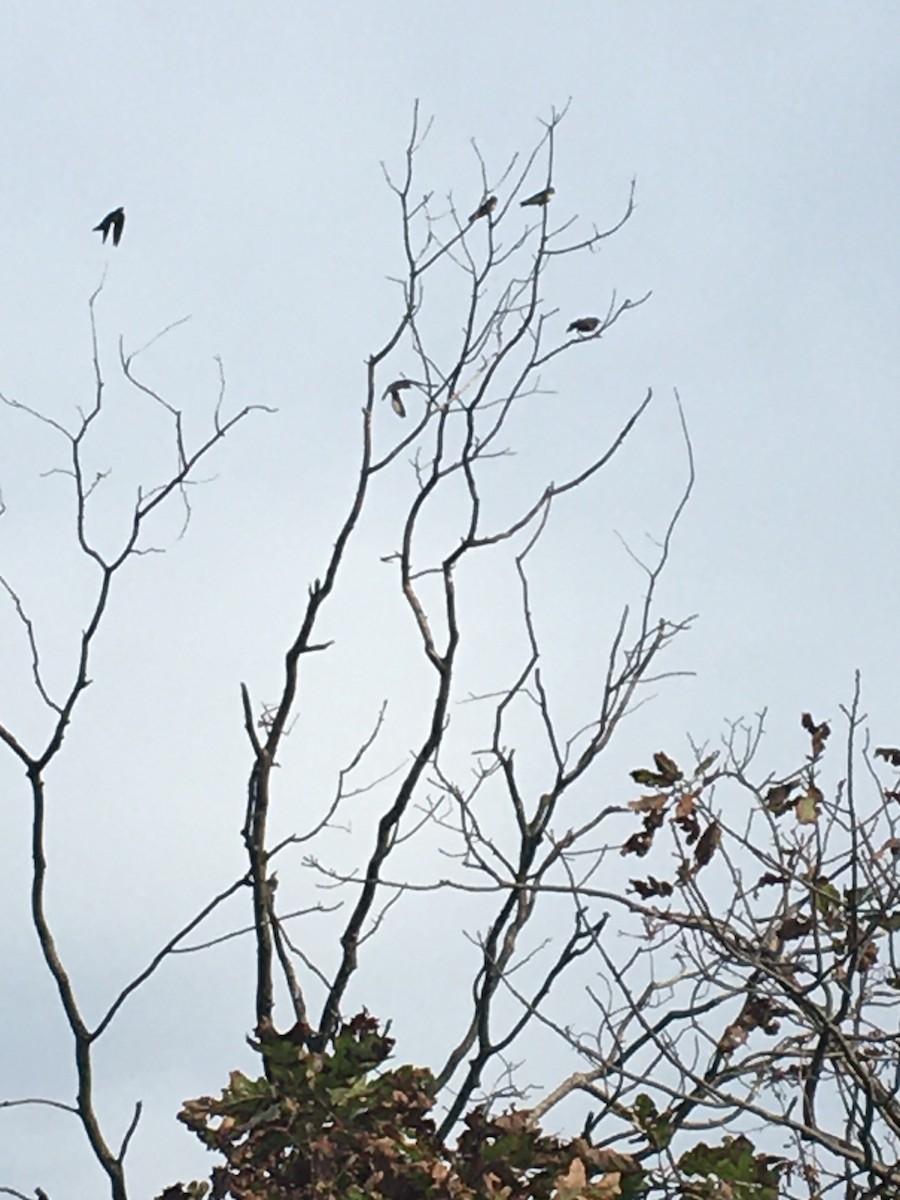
[2,3,899,1195]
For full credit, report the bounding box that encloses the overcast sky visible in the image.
[2,3,899,1196]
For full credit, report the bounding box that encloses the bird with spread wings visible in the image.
[93,207,126,246]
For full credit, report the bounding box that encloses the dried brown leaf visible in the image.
[594,1174,622,1200]
[629,876,674,900]
[763,782,798,814]
[778,915,812,941]
[673,792,696,820]
[694,821,721,869]
[795,785,822,825]
[628,793,668,814]
[858,941,878,972]
[555,1156,587,1200]
[801,711,831,757]
[621,831,653,857]
[653,751,683,783]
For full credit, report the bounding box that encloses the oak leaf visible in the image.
[694,821,721,868]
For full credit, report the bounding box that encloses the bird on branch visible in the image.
[93,206,125,246]
[567,316,601,334]
[468,195,497,223]
[520,186,555,208]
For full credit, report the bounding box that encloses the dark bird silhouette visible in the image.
[383,379,414,418]
[567,316,601,334]
[93,207,125,246]
[520,186,555,208]
[468,195,497,223]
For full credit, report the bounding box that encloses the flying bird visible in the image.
[567,316,601,334]
[468,195,497,223]
[520,186,555,208]
[383,379,414,418]
[93,207,125,246]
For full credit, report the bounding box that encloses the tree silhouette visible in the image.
[16,108,896,1200]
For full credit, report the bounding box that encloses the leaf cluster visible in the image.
[159,1013,644,1200]
[158,1013,789,1200]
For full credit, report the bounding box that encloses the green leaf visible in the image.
[679,1135,780,1200]
[696,751,720,776]
[813,877,840,915]
[763,781,798,814]
[630,768,670,787]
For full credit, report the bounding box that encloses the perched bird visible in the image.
[383,379,414,418]
[567,316,601,334]
[520,186,555,208]
[468,195,497,223]
[93,206,125,246]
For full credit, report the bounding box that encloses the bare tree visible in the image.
[1,107,701,1199]
[511,680,900,1198]
[173,112,900,1200]
[163,696,900,1199]
[0,293,270,1200]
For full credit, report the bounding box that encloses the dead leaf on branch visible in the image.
[756,871,790,888]
[483,1170,512,1200]
[673,801,701,844]
[695,750,720,776]
[593,1174,622,1200]
[763,781,799,814]
[577,1146,637,1175]
[491,1110,532,1135]
[554,1157,621,1200]
[653,751,683,783]
[777,915,812,941]
[673,792,696,820]
[718,1023,749,1054]
[676,859,693,885]
[555,1156,587,1200]
[795,785,822,825]
[629,876,674,900]
[719,994,790,1054]
[629,753,682,790]
[622,799,667,857]
[801,711,831,757]
[630,768,673,788]
[694,821,721,869]
[857,940,879,972]
[621,831,653,857]
[628,793,668,814]
[812,875,841,923]
[875,746,900,767]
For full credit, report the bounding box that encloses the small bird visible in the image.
[468,195,497,223]
[383,379,414,418]
[93,207,125,246]
[520,186,555,208]
[567,316,601,334]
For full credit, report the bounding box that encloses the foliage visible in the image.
[158,1013,647,1200]
[158,1011,798,1200]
